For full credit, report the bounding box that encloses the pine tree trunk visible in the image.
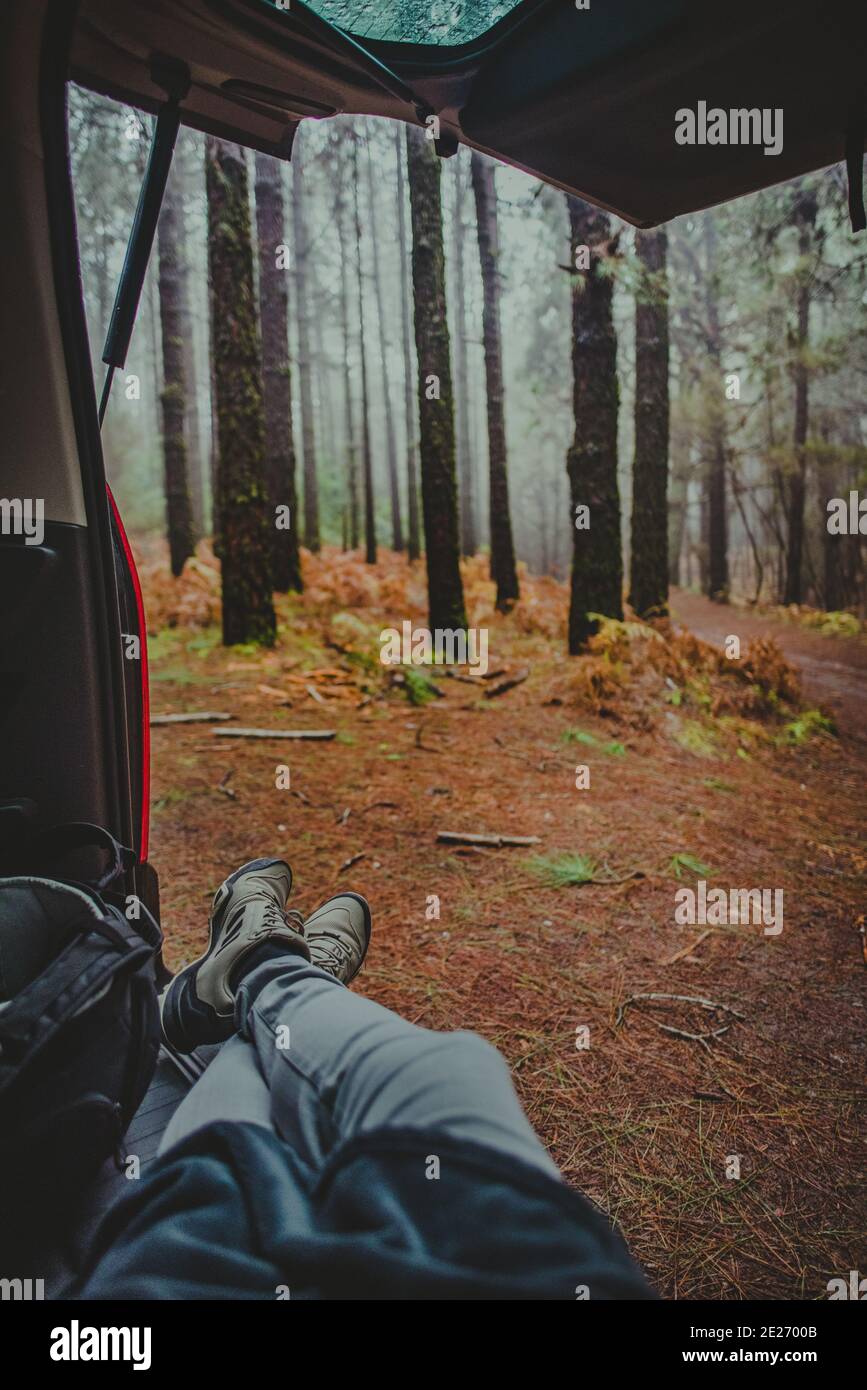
[157,171,195,578]
[667,438,690,587]
[783,187,818,605]
[178,151,204,540]
[566,196,623,652]
[205,136,275,646]
[337,181,359,550]
[470,151,519,611]
[291,141,320,552]
[406,126,467,631]
[453,155,477,557]
[703,214,729,602]
[353,142,377,565]
[628,228,670,618]
[254,151,302,593]
[397,125,421,561]
[366,142,403,551]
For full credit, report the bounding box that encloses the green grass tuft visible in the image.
[668,852,714,880]
[528,852,600,887]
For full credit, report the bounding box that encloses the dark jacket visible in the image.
[78,1120,654,1300]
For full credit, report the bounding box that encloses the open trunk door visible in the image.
[70,0,867,226]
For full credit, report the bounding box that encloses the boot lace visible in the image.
[308,931,352,975]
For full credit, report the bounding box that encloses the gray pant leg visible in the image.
[158,1035,273,1154]
[235,957,561,1180]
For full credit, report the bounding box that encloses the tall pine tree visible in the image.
[566,196,622,652]
[205,136,275,646]
[470,151,519,610]
[156,167,195,577]
[254,150,302,593]
[629,227,670,619]
[406,126,466,630]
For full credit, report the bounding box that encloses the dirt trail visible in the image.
[671,590,866,739]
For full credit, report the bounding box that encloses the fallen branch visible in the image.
[437,830,542,849]
[415,724,440,753]
[664,929,712,965]
[212,728,336,740]
[615,992,746,1033]
[151,711,233,725]
[359,801,399,816]
[257,684,293,704]
[216,770,237,801]
[484,668,530,699]
[337,851,366,874]
[441,670,482,685]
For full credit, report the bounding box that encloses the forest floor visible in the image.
[140,539,866,1300]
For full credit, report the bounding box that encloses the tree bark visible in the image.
[178,145,205,539]
[156,170,196,577]
[205,136,275,646]
[254,151,303,593]
[397,125,421,561]
[352,142,377,565]
[406,125,467,630]
[566,196,623,652]
[366,141,403,551]
[470,151,519,610]
[783,186,818,605]
[291,140,320,552]
[336,178,359,550]
[667,438,690,588]
[703,214,728,602]
[453,155,477,556]
[629,227,670,618]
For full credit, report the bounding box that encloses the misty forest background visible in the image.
[69,88,867,646]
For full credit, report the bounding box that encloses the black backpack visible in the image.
[0,823,161,1229]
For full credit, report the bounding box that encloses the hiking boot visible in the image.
[305,892,371,985]
[160,857,310,1052]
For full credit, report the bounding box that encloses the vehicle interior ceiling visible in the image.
[71,0,867,227]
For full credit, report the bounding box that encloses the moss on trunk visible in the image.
[566,197,623,652]
[406,126,467,631]
[205,136,276,647]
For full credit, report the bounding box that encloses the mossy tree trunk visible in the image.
[471,151,519,610]
[397,125,421,561]
[254,150,302,593]
[156,169,195,577]
[629,227,670,619]
[205,136,275,647]
[406,126,467,630]
[566,196,623,652]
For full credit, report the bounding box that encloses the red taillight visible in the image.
[106,484,150,860]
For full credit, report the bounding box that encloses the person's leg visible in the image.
[158,1035,273,1154]
[160,861,559,1181]
[236,953,561,1181]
